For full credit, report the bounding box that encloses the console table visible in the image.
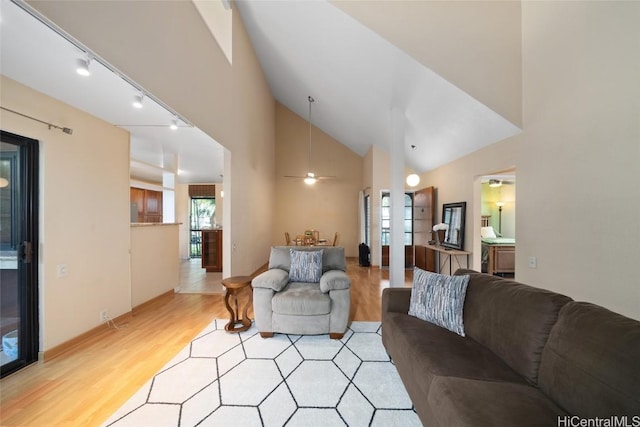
[426,245,471,275]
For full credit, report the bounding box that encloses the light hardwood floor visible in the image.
[0,258,412,427]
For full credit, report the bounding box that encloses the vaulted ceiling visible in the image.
[3,0,523,181]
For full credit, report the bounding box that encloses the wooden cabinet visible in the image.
[414,186,436,271]
[202,229,222,272]
[130,188,163,223]
[415,245,437,272]
[381,245,414,268]
[486,245,515,275]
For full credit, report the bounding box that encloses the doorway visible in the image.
[479,172,516,277]
[1,131,39,378]
[189,197,216,258]
[380,192,414,268]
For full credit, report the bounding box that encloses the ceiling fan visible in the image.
[284,96,335,185]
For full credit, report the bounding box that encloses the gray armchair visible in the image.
[252,246,351,339]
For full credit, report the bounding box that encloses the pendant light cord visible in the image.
[308,96,314,172]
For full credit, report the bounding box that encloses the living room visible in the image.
[0,0,638,425]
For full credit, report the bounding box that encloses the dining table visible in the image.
[293,230,330,246]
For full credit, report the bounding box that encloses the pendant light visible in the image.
[304,96,317,185]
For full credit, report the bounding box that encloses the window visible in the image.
[381,192,413,246]
[190,197,215,257]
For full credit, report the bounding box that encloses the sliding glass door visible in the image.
[1,131,39,378]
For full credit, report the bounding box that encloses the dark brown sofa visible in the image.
[382,269,640,427]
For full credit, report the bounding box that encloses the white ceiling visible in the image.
[2,0,521,183]
[235,0,521,173]
[0,0,225,184]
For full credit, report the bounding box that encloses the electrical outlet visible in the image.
[100,310,109,322]
[528,257,537,269]
[57,264,68,277]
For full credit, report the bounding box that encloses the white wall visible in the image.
[418,2,640,320]
[1,76,131,351]
[176,183,191,261]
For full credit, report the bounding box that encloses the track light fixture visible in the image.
[76,57,91,76]
[132,94,144,109]
[170,118,179,130]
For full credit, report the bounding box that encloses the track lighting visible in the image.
[132,94,144,109]
[76,57,90,76]
[170,118,178,130]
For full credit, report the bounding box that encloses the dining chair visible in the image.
[304,230,316,246]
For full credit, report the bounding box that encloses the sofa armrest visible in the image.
[382,287,412,314]
[319,270,351,293]
[252,269,289,292]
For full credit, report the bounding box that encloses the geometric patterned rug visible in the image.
[101,320,422,426]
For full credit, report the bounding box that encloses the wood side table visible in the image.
[221,276,253,333]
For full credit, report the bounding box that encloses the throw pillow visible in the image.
[408,267,470,336]
[481,226,497,238]
[289,249,323,283]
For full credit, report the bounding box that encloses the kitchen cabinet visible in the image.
[130,187,162,223]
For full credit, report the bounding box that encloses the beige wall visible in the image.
[29,0,276,278]
[1,76,131,350]
[417,2,639,320]
[274,103,363,256]
[130,225,179,307]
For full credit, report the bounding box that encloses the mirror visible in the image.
[441,202,466,250]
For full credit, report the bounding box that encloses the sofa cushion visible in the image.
[383,311,526,399]
[428,376,566,427]
[538,301,640,417]
[271,282,330,316]
[321,246,347,272]
[289,249,323,283]
[409,268,469,336]
[455,269,572,384]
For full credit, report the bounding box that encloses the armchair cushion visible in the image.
[269,246,347,273]
[289,249,323,283]
[252,269,289,292]
[319,270,351,293]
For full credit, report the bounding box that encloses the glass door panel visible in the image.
[1,132,39,378]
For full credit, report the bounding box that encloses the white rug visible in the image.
[102,320,421,427]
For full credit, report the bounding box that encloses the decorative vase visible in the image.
[437,230,446,245]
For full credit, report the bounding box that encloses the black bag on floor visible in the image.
[359,243,371,267]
